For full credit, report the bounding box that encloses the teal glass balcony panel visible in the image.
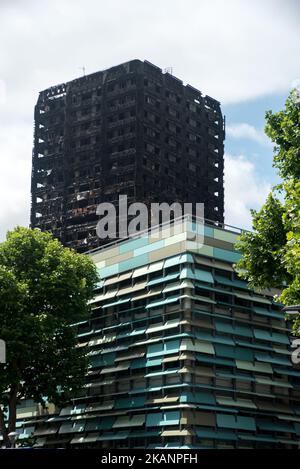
[195,331,213,341]
[238,434,279,443]
[130,430,162,438]
[119,254,149,274]
[146,411,180,427]
[164,253,194,268]
[215,371,249,382]
[188,220,205,235]
[235,347,254,361]
[89,352,116,368]
[131,396,146,408]
[134,239,165,257]
[145,369,179,378]
[164,255,181,268]
[274,368,300,378]
[236,360,273,374]
[119,327,146,339]
[115,396,146,409]
[18,426,35,439]
[255,353,292,367]
[235,292,271,305]
[213,248,241,263]
[194,283,230,295]
[234,325,254,338]
[146,338,182,358]
[147,272,180,287]
[235,339,273,352]
[16,421,25,429]
[213,228,238,244]
[194,270,214,284]
[98,263,119,279]
[113,414,146,428]
[130,358,146,369]
[146,412,163,427]
[196,354,235,367]
[119,236,149,254]
[180,267,194,280]
[215,344,236,359]
[195,331,232,345]
[146,358,163,367]
[146,343,164,358]
[146,320,180,335]
[213,335,235,346]
[102,298,131,308]
[71,434,98,444]
[59,406,72,417]
[58,421,86,434]
[217,414,256,431]
[85,417,115,431]
[164,338,182,353]
[69,404,86,415]
[216,396,257,409]
[214,275,248,290]
[146,261,164,275]
[252,307,283,320]
[255,377,292,388]
[98,431,130,441]
[253,329,273,341]
[196,428,237,441]
[271,332,290,345]
[251,295,272,305]
[215,344,254,361]
[215,320,235,334]
[163,281,192,294]
[257,420,296,433]
[216,414,236,429]
[254,329,290,345]
[180,392,216,405]
[203,225,214,238]
[295,423,300,435]
[234,292,255,302]
[145,295,180,309]
[181,339,215,355]
[180,268,214,284]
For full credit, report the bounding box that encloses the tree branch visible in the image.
[0,406,10,448]
[8,383,19,434]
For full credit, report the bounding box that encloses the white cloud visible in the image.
[224,154,271,230]
[291,78,300,91]
[0,79,6,106]
[0,124,32,241]
[0,0,298,239]
[226,123,271,147]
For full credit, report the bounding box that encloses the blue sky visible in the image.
[224,91,286,182]
[0,0,299,239]
[222,91,289,228]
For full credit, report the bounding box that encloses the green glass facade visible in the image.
[14,219,300,448]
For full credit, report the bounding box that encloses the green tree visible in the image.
[0,227,98,446]
[236,89,300,334]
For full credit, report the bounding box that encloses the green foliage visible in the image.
[236,193,288,289]
[265,89,300,179]
[0,227,98,442]
[236,89,300,334]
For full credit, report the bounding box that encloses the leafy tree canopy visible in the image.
[0,227,98,446]
[236,89,300,334]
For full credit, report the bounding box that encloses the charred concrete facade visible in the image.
[31,60,225,252]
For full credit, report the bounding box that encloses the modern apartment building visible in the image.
[31,60,225,252]
[14,218,300,448]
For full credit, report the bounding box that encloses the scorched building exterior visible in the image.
[30,59,225,252]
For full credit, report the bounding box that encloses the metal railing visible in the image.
[85,214,247,255]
